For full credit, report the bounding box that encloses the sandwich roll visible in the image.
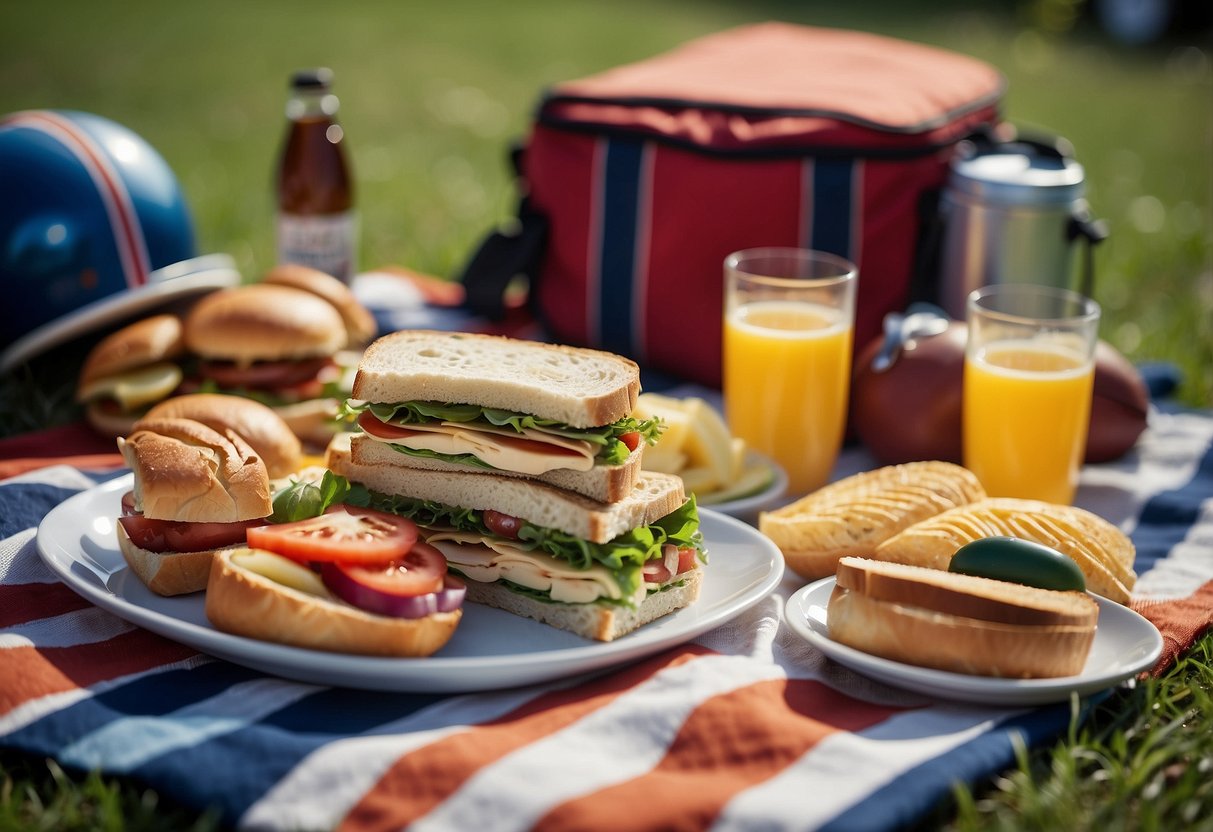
[118,418,271,522]
[759,461,986,580]
[828,557,1100,678]
[76,314,187,436]
[116,417,273,596]
[262,263,377,347]
[139,393,303,478]
[205,548,461,657]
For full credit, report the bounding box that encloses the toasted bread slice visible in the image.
[828,557,1099,678]
[351,330,640,428]
[461,565,703,642]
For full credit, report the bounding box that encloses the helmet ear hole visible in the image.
[0,110,198,350]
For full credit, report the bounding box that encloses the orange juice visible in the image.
[963,340,1094,504]
[724,300,853,495]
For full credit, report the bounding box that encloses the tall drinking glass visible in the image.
[723,248,857,496]
[963,284,1100,504]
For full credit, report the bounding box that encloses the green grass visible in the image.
[0,1,1210,828]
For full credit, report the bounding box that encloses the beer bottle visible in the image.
[275,67,356,282]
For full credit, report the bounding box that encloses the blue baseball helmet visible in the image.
[0,110,204,357]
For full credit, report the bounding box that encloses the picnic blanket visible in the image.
[2,404,1212,831]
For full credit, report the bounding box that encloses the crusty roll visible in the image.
[828,557,1099,678]
[184,284,347,362]
[76,314,188,437]
[262,263,377,346]
[117,522,233,597]
[205,548,461,657]
[117,418,271,522]
[872,497,1136,604]
[759,461,986,580]
[140,394,303,478]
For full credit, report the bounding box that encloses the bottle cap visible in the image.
[291,68,334,91]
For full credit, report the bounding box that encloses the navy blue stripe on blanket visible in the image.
[0,468,124,537]
[127,686,453,825]
[1130,433,1213,575]
[596,137,644,357]
[821,701,1077,831]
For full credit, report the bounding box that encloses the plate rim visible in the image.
[36,473,785,692]
[786,575,1164,706]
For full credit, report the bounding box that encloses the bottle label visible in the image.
[276,211,358,283]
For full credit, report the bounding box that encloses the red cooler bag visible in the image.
[463,23,1005,386]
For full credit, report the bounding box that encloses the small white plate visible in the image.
[786,577,1163,706]
[694,453,788,521]
[0,253,240,372]
[36,474,785,693]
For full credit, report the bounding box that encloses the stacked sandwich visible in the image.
[328,330,707,641]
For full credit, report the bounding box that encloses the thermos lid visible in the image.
[947,141,1085,206]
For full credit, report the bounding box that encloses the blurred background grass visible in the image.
[0,0,1209,424]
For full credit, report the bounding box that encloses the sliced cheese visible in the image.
[78,362,183,410]
[365,420,596,476]
[428,533,630,605]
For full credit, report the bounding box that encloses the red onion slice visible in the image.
[320,564,465,619]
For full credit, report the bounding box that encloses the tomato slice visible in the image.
[200,357,334,391]
[619,431,642,452]
[483,509,523,540]
[641,546,699,584]
[320,541,447,600]
[247,505,418,564]
[118,514,266,553]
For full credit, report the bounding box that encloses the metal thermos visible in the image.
[937,137,1106,318]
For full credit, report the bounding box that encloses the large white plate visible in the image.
[36,474,784,693]
[786,577,1163,706]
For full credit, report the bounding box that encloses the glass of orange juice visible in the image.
[723,248,857,496]
[963,284,1100,504]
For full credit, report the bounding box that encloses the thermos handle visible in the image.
[1068,203,1109,299]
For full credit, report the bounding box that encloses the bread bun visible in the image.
[851,322,1149,465]
[204,548,461,657]
[872,497,1136,604]
[827,557,1099,678]
[184,284,346,362]
[117,418,271,522]
[140,394,302,478]
[116,521,232,596]
[758,461,985,580]
[262,264,377,346]
[77,314,187,437]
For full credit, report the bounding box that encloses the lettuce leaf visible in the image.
[366,490,704,604]
[270,471,370,523]
[346,399,662,461]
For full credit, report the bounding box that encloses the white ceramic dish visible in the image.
[694,453,788,521]
[786,577,1163,706]
[37,474,784,693]
[0,253,240,372]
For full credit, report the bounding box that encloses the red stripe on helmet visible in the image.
[1,111,152,288]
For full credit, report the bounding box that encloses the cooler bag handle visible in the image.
[459,144,548,321]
